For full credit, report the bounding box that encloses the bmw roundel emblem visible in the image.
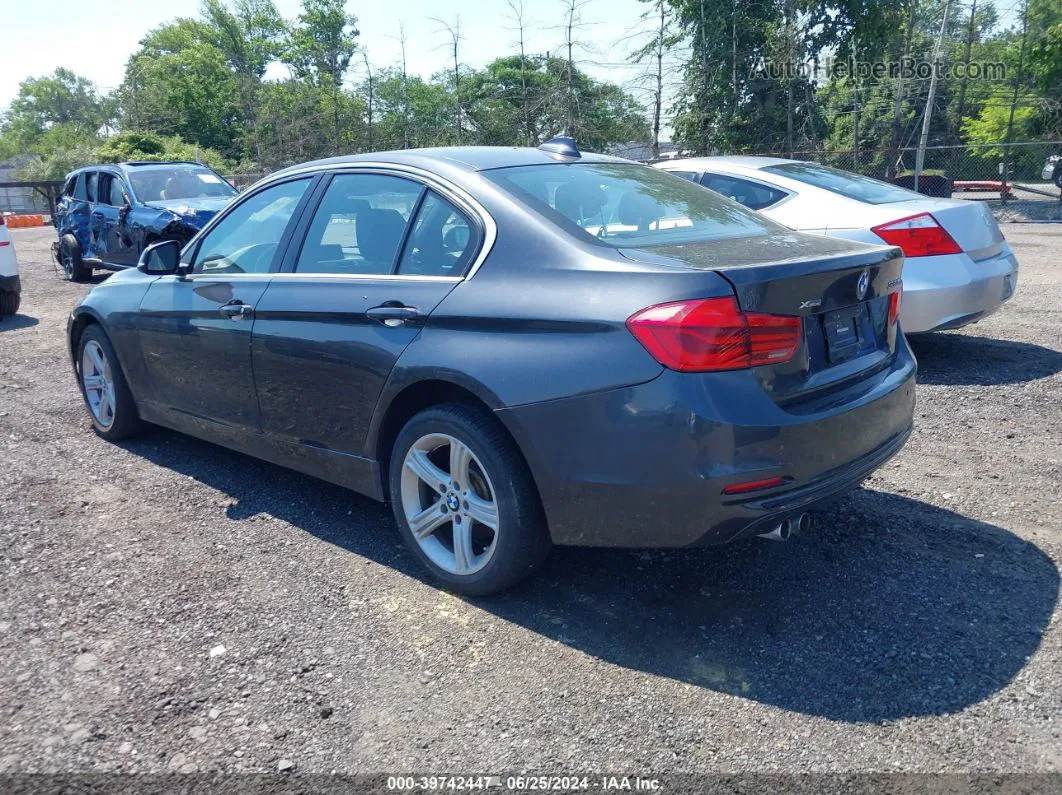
[857,271,870,301]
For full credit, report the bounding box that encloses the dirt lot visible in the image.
[1,225,1061,778]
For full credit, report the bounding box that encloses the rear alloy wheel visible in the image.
[389,404,550,595]
[77,325,147,440]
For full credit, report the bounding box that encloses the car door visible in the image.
[251,170,479,468]
[62,171,94,257]
[135,175,316,433]
[92,172,139,267]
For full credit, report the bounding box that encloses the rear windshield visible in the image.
[485,162,778,248]
[761,162,922,205]
[128,166,238,203]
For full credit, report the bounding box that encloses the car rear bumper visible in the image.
[497,339,916,548]
[901,247,1018,334]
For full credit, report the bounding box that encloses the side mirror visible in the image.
[138,239,182,275]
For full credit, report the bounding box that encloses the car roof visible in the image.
[270,146,629,179]
[657,155,799,171]
[65,161,214,177]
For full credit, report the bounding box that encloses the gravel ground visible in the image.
[1,225,1060,778]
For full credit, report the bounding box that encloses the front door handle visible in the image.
[220,301,254,319]
[366,304,419,327]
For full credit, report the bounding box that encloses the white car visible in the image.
[0,215,21,317]
[655,156,1018,333]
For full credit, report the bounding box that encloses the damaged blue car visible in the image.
[52,161,237,281]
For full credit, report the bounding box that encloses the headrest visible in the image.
[356,208,406,263]
[554,181,607,223]
[617,191,660,230]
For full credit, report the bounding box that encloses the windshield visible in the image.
[128,166,238,203]
[761,162,923,205]
[485,162,779,248]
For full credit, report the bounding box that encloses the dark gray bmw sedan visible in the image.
[68,139,915,595]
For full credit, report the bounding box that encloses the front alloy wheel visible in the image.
[81,340,116,430]
[76,325,146,441]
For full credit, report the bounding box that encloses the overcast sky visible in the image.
[2,0,683,130]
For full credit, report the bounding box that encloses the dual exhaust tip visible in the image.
[758,512,812,541]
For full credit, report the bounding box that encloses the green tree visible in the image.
[119,20,244,156]
[463,56,650,151]
[282,0,359,154]
[1,68,113,148]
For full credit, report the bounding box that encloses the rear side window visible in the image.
[486,162,776,249]
[397,191,475,277]
[295,173,423,275]
[73,173,89,201]
[761,162,922,205]
[701,174,788,210]
[84,171,98,203]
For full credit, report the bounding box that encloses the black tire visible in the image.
[76,324,147,440]
[0,290,19,317]
[389,403,551,596]
[60,234,91,282]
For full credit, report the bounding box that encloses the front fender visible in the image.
[67,272,157,404]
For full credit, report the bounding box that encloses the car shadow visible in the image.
[0,313,40,331]
[909,332,1062,386]
[121,430,1058,724]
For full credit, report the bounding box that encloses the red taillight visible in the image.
[722,476,786,495]
[872,212,961,257]
[888,286,902,326]
[626,297,802,372]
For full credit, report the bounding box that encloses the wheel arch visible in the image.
[370,377,539,505]
[68,308,104,363]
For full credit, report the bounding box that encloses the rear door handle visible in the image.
[220,301,254,319]
[366,304,419,326]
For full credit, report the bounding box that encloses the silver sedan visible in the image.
[655,156,1019,333]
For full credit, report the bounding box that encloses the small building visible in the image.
[607,141,680,164]
[0,156,55,214]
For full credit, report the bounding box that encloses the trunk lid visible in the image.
[620,231,905,404]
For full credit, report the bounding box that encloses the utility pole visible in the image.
[852,35,860,170]
[785,0,795,158]
[888,0,919,178]
[1003,0,1029,203]
[946,0,977,185]
[914,0,952,193]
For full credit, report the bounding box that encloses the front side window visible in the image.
[193,178,311,274]
[701,174,788,211]
[761,162,922,205]
[295,173,423,275]
[486,162,778,248]
[129,165,238,204]
[97,173,128,207]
